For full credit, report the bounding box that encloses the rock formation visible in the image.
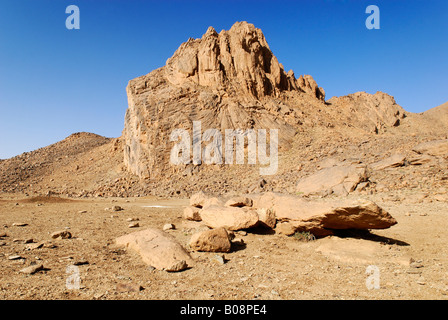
[122,21,405,179]
[186,191,397,237]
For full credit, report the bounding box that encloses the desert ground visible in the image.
[1,190,447,300]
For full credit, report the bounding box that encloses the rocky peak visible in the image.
[165,21,325,100]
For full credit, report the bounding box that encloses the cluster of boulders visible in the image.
[115,191,397,272]
[184,191,397,237]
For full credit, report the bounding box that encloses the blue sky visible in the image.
[0,0,447,159]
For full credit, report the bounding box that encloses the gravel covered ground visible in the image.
[1,192,447,300]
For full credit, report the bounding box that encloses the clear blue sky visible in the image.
[1,0,447,159]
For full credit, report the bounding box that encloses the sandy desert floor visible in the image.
[1,191,447,300]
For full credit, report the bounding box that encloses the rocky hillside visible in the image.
[0,133,133,196]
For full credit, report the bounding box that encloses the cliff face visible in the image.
[123,21,405,179]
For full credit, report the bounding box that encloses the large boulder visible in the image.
[296,164,369,196]
[189,227,231,252]
[115,228,194,272]
[253,192,397,237]
[200,206,259,230]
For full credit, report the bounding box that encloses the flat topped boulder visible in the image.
[200,206,259,231]
[296,164,368,196]
[252,192,397,236]
[115,228,194,272]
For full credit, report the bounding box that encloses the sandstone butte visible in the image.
[122,21,406,179]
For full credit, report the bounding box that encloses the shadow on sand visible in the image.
[332,229,410,246]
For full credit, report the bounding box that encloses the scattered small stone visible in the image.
[419,212,428,216]
[164,260,187,272]
[163,223,175,231]
[9,255,23,260]
[93,292,105,299]
[26,242,44,250]
[0,232,7,238]
[128,222,140,228]
[12,222,28,227]
[78,210,87,214]
[73,259,89,266]
[416,277,426,285]
[19,263,44,275]
[126,217,139,222]
[211,254,226,265]
[42,241,57,248]
[13,238,34,244]
[406,269,422,275]
[60,255,73,261]
[410,262,424,268]
[51,230,72,239]
[116,282,143,293]
[236,230,247,236]
[113,206,123,212]
[405,212,411,217]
